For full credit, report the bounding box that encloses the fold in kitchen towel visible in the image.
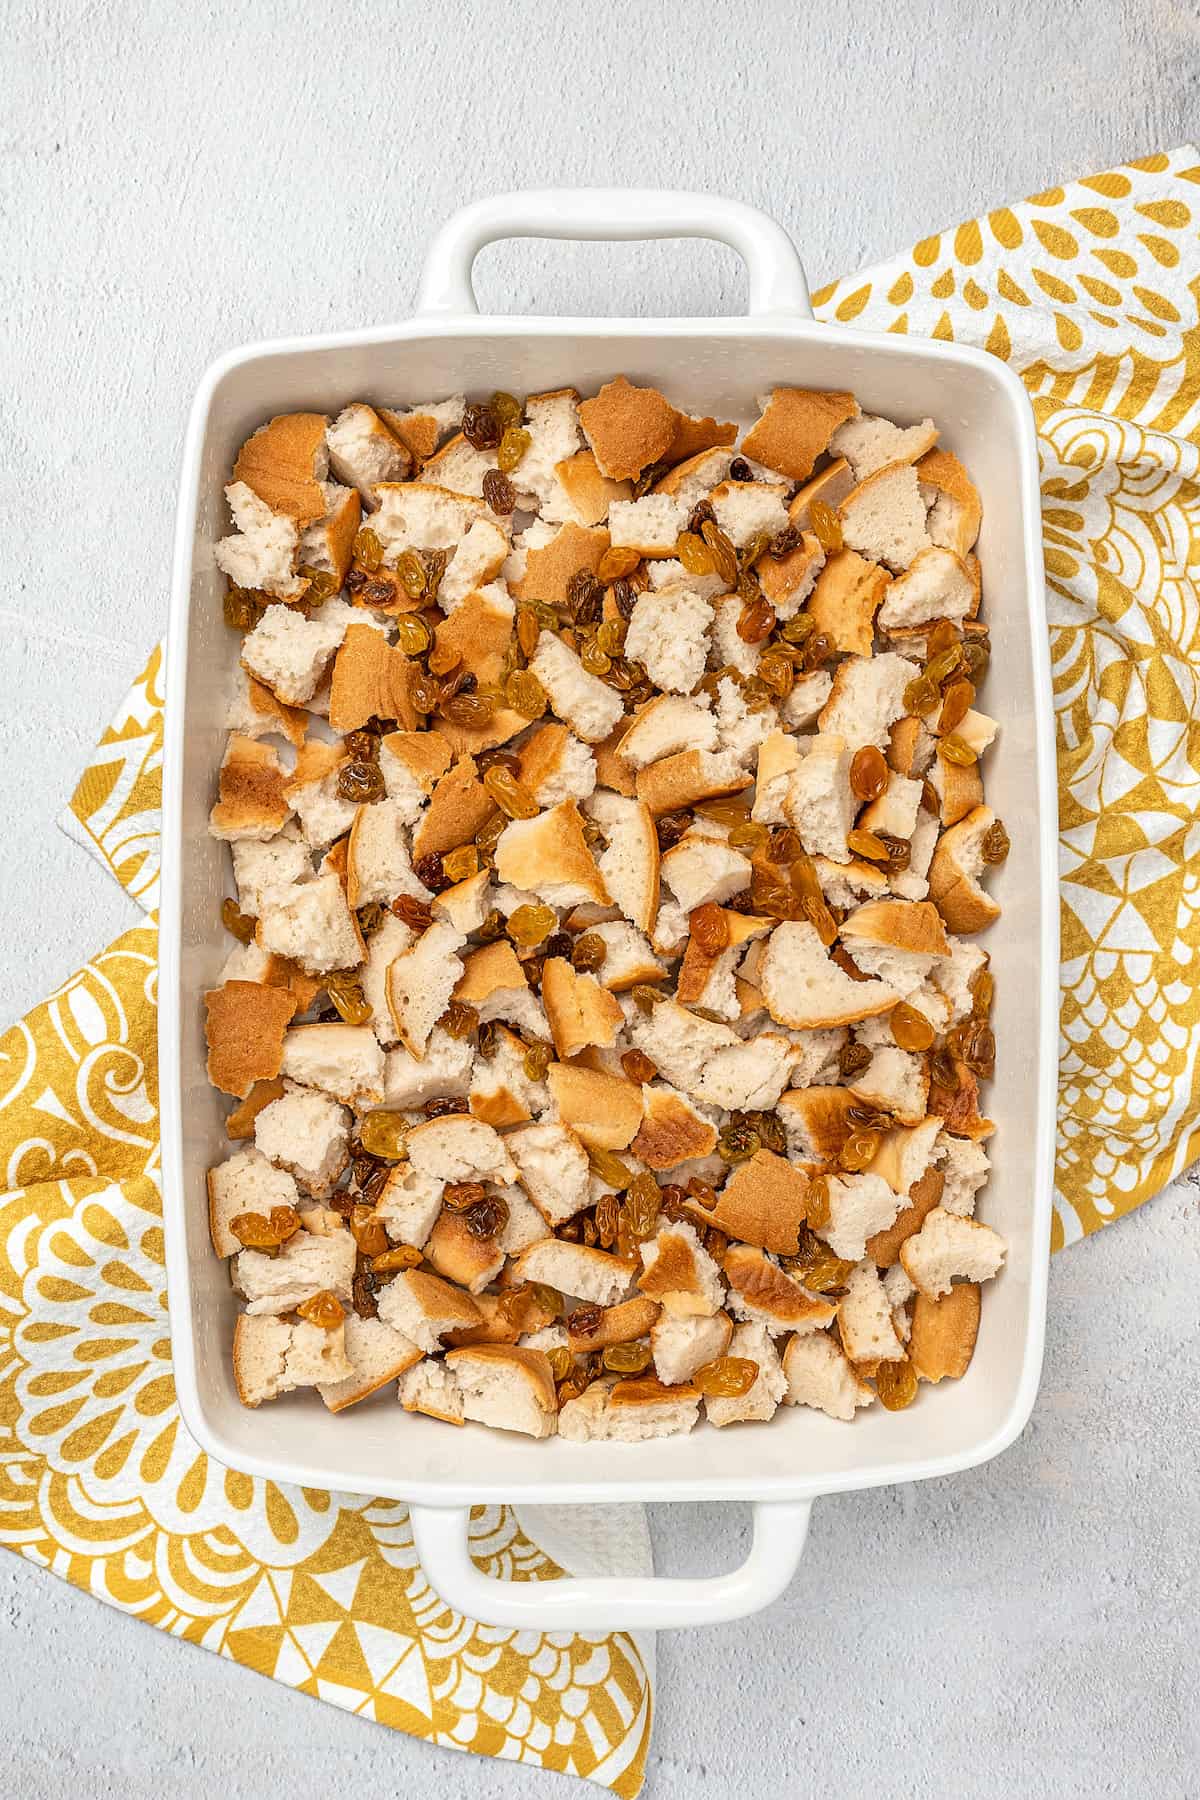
[0,144,1195,1791]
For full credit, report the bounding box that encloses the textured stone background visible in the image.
[2,0,1199,1794]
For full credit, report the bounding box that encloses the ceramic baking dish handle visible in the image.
[410,1498,812,1631]
[415,188,812,320]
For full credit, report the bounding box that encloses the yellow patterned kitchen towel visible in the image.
[0,915,652,1790]
[0,143,1194,1783]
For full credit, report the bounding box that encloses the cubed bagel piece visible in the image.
[406,1114,518,1185]
[675,909,769,1021]
[495,799,609,908]
[788,457,856,530]
[398,1356,466,1424]
[752,729,802,825]
[505,1120,593,1225]
[586,791,659,932]
[917,447,983,558]
[386,920,467,1057]
[805,549,889,655]
[679,1150,811,1256]
[587,920,667,991]
[204,980,297,1098]
[236,1225,355,1315]
[650,1309,733,1385]
[441,1346,558,1438]
[838,462,931,572]
[623,582,714,695]
[660,832,751,912]
[781,1329,875,1422]
[838,1260,906,1364]
[296,479,361,587]
[448,1281,559,1347]
[254,1085,350,1197]
[454,940,548,1039]
[232,411,329,521]
[514,723,597,810]
[856,770,923,843]
[224,1076,287,1141]
[371,481,490,558]
[530,629,624,741]
[829,412,938,481]
[377,395,464,463]
[216,483,304,600]
[558,1376,701,1442]
[282,739,354,852]
[240,602,346,706]
[512,1238,636,1306]
[776,1086,860,1163]
[423,1208,507,1294]
[877,545,975,631]
[317,1312,423,1412]
[233,1314,353,1407]
[664,409,737,463]
[545,444,631,526]
[608,492,686,556]
[783,735,855,864]
[908,1282,982,1381]
[617,693,718,771]
[817,651,917,752]
[887,714,937,781]
[224,665,307,749]
[899,1206,1007,1299]
[939,1135,991,1217]
[780,670,835,733]
[740,388,860,482]
[361,914,415,1049]
[636,748,751,816]
[637,1221,724,1317]
[712,674,780,770]
[840,898,951,995]
[231,828,312,919]
[376,1268,483,1353]
[375,1164,445,1249]
[850,1046,930,1128]
[813,856,889,908]
[756,532,825,616]
[280,1023,385,1107]
[208,734,292,843]
[710,592,762,679]
[722,1243,836,1337]
[258,871,362,976]
[928,806,1003,933]
[622,996,739,1101]
[652,443,733,507]
[547,1062,644,1151]
[865,1165,945,1266]
[818,1171,906,1263]
[469,1025,549,1128]
[411,756,496,861]
[379,728,453,819]
[512,519,608,607]
[207,1147,301,1257]
[325,402,412,503]
[541,957,624,1059]
[707,479,790,548]
[418,431,498,497]
[759,921,899,1031]
[433,869,494,936]
[566,1295,662,1354]
[631,1081,717,1170]
[935,937,989,1023]
[704,1320,788,1427]
[578,376,680,480]
[928,752,984,828]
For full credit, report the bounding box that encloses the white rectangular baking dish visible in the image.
[160,189,1057,1633]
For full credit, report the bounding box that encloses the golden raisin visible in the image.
[442,999,479,1040]
[353,527,383,572]
[507,902,556,947]
[482,765,539,819]
[839,1129,881,1173]
[849,745,889,803]
[676,530,716,574]
[516,606,541,659]
[441,693,496,728]
[427,640,462,678]
[223,586,263,630]
[728,819,770,853]
[221,897,256,943]
[809,500,843,552]
[358,1110,410,1161]
[620,1050,657,1087]
[392,894,433,930]
[496,425,531,472]
[690,902,730,955]
[230,1206,301,1251]
[296,1289,346,1330]
[589,1148,634,1192]
[781,611,815,644]
[324,971,372,1027]
[693,1356,759,1398]
[806,1175,831,1231]
[737,595,776,644]
[623,1172,661,1239]
[337,759,385,803]
[971,969,995,1017]
[349,1205,389,1259]
[523,1041,553,1083]
[875,1357,919,1410]
[938,678,975,735]
[981,820,1011,864]
[699,519,739,586]
[442,844,480,883]
[717,1121,760,1164]
[924,644,963,687]
[890,1001,935,1052]
[505,669,547,719]
[598,547,641,581]
[603,1341,652,1374]
[903,675,940,715]
[548,1346,574,1383]
[938,734,978,766]
[482,468,516,515]
[370,1246,423,1274]
[792,1246,854,1294]
[572,931,607,973]
[580,637,612,676]
[490,390,523,430]
[758,650,796,697]
[846,828,889,862]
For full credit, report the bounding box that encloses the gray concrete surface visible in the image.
[1,0,1197,1794]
